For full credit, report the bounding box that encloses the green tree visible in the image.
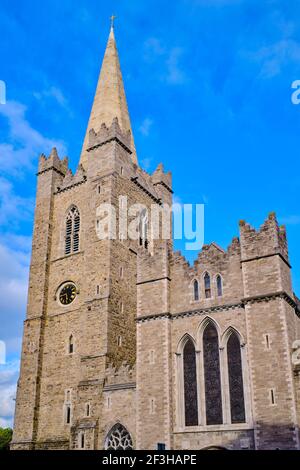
[0,428,13,450]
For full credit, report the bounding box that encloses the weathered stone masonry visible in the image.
[12,26,300,450]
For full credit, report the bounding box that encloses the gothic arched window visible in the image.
[105,424,133,450]
[204,273,211,299]
[216,275,223,297]
[69,335,74,354]
[203,323,223,425]
[227,333,246,424]
[139,210,149,250]
[183,339,198,426]
[65,206,80,255]
[193,280,199,301]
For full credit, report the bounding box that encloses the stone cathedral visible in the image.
[12,25,300,451]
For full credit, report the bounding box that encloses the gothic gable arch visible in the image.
[197,316,220,347]
[220,326,245,349]
[104,422,134,450]
[176,333,196,354]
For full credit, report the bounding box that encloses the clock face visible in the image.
[59,284,77,306]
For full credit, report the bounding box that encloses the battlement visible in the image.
[170,238,241,278]
[87,117,132,154]
[151,163,172,193]
[239,212,289,264]
[104,362,136,387]
[38,147,68,176]
[56,164,87,193]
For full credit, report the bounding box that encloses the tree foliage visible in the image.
[0,428,13,450]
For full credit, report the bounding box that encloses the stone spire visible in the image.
[80,25,137,167]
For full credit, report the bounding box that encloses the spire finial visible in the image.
[110,15,117,29]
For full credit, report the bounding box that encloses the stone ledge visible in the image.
[103,382,136,392]
[241,252,291,269]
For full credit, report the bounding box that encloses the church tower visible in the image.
[12,21,300,451]
[11,23,172,450]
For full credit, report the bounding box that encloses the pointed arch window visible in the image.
[139,209,149,250]
[204,273,211,299]
[105,424,133,450]
[65,206,80,255]
[193,280,199,301]
[227,333,246,424]
[203,323,223,425]
[216,275,223,297]
[69,335,74,354]
[183,339,198,427]
[66,405,71,424]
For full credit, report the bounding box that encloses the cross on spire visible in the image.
[110,15,117,29]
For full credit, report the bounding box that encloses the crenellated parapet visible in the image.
[151,163,172,194]
[55,164,87,194]
[239,212,289,265]
[87,117,132,154]
[38,147,68,177]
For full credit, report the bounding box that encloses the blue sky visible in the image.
[1,0,300,428]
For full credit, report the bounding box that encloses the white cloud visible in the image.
[0,100,67,176]
[0,177,34,227]
[143,39,187,85]
[242,39,300,79]
[139,118,153,137]
[166,47,187,85]
[0,242,30,358]
[0,360,20,428]
[33,86,73,116]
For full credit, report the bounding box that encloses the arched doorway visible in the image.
[201,446,228,450]
[105,423,133,450]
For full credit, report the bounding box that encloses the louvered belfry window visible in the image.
[65,206,80,255]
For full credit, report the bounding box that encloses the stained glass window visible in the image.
[204,273,211,298]
[183,339,198,426]
[216,275,223,297]
[203,323,223,425]
[105,424,133,450]
[227,333,246,423]
[194,280,199,301]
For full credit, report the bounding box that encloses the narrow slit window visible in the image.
[66,405,71,424]
[270,389,276,405]
[204,273,211,299]
[264,334,271,350]
[80,432,85,449]
[69,335,74,354]
[193,280,199,301]
[216,275,223,297]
